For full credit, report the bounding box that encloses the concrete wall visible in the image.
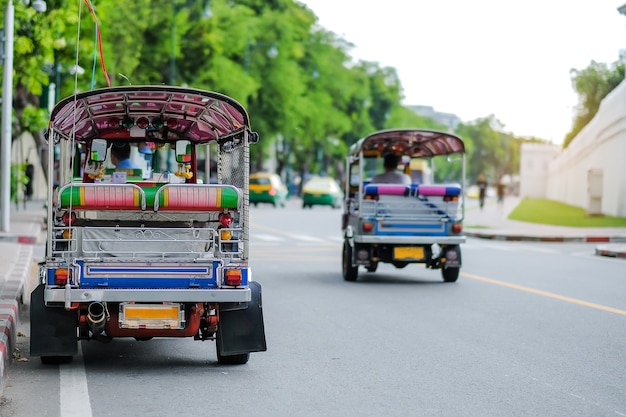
[519,143,559,198]
[520,80,626,217]
[545,79,626,217]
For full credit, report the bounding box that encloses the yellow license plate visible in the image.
[120,303,183,329]
[394,247,424,260]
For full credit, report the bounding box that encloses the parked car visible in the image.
[249,172,288,207]
[302,176,343,209]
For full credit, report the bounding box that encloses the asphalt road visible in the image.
[1,200,625,417]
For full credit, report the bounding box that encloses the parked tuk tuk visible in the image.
[342,129,466,282]
[31,86,266,365]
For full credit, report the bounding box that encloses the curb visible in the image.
[595,245,626,259]
[465,231,626,243]
[0,243,34,395]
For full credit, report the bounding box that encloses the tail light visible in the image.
[443,196,459,202]
[362,222,373,232]
[224,269,242,286]
[62,211,76,226]
[364,195,379,201]
[451,223,462,234]
[218,213,233,240]
[54,268,70,285]
[269,188,277,196]
[136,117,149,129]
[219,213,233,227]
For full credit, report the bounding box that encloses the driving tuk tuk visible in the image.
[31,86,266,365]
[341,129,466,282]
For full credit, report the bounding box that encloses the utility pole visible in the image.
[1,1,15,232]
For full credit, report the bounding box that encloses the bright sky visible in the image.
[299,0,626,143]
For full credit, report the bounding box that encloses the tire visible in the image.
[366,262,378,273]
[41,356,73,365]
[441,245,461,283]
[342,241,358,281]
[442,267,460,283]
[216,341,250,365]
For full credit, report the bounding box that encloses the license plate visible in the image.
[119,303,184,329]
[394,247,424,260]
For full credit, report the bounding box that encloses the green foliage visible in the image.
[10,163,28,203]
[564,60,625,148]
[509,198,626,227]
[4,0,564,185]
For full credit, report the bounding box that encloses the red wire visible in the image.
[83,0,111,87]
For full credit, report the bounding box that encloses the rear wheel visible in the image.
[441,245,461,283]
[342,241,358,281]
[442,267,460,283]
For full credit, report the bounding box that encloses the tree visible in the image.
[564,60,625,148]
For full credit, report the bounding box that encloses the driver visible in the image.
[372,154,411,185]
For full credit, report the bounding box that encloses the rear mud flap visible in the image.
[217,281,267,356]
[30,284,78,357]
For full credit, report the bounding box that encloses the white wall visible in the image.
[519,143,559,198]
[521,79,626,217]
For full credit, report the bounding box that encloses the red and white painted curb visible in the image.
[466,231,626,259]
[0,243,34,394]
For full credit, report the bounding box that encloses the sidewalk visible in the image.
[0,199,46,394]
[463,196,626,258]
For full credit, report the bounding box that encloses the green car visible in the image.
[249,172,288,207]
[302,177,343,209]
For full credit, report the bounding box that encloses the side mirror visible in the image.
[90,139,107,162]
[175,140,192,163]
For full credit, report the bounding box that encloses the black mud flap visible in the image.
[217,281,267,356]
[30,284,78,357]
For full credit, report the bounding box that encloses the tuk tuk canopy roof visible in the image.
[349,129,465,158]
[48,86,251,144]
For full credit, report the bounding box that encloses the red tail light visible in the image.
[62,211,77,226]
[54,268,70,285]
[451,223,462,234]
[444,196,459,202]
[136,117,149,129]
[269,188,276,196]
[224,269,242,286]
[362,222,373,232]
[364,195,379,201]
[219,213,233,227]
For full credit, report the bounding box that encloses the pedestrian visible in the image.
[477,173,487,210]
[496,177,506,207]
[24,159,34,201]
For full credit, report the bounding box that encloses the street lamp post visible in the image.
[1,1,15,232]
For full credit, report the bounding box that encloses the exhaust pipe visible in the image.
[87,302,107,335]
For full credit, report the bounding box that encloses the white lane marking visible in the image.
[60,343,93,417]
[255,234,284,242]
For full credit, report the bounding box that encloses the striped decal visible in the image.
[158,186,239,210]
[418,186,461,196]
[60,185,141,209]
[364,185,410,196]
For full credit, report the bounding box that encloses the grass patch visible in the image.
[508,198,626,227]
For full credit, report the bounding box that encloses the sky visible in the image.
[299,0,626,144]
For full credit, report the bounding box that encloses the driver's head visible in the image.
[383,153,399,170]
